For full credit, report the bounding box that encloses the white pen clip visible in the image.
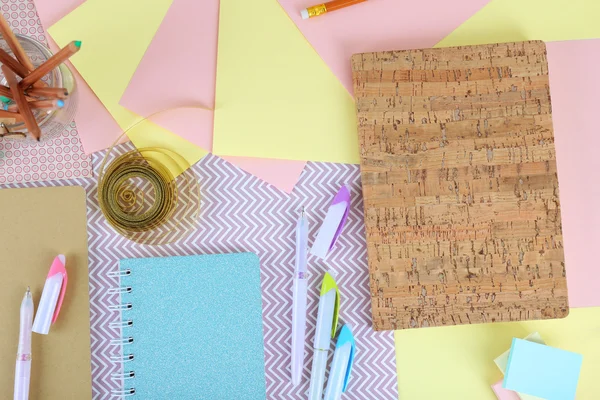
[311,185,351,259]
[32,255,68,335]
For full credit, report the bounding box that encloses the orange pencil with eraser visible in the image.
[301,0,367,19]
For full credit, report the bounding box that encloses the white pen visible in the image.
[291,207,309,386]
[308,272,340,400]
[14,287,33,400]
[324,324,356,400]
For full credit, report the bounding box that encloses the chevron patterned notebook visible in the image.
[111,253,267,399]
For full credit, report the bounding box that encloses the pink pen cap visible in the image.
[32,255,68,335]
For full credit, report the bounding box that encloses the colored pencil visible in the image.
[0,108,22,121]
[25,86,69,99]
[6,99,64,112]
[2,65,40,140]
[0,85,36,101]
[301,0,366,19]
[0,47,28,77]
[19,41,81,89]
[0,13,34,72]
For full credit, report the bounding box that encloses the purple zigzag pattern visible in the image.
[2,143,398,399]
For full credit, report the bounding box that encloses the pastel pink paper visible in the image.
[118,0,305,192]
[120,0,218,150]
[548,39,600,308]
[221,156,305,193]
[150,108,213,151]
[492,380,520,400]
[35,0,125,154]
[278,0,491,93]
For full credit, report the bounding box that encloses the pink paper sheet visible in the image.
[278,0,491,93]
[221,156,306,193]
[492,380,520,400]
[548,40,600,308]
[120,0,217,150]
[35,0,124,154]
[119,0,306,193]
[121,0,218,112]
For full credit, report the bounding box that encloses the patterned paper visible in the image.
[2,143,398,399]
[0,0,92,184]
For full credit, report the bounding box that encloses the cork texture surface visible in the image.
[352,41,569,331]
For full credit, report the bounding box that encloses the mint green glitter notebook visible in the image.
[114,253,266,399]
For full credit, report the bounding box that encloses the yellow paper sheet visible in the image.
[395,308,600,399]
[212,0,359,164]
[48,0,207,170]
[437,0,600,47]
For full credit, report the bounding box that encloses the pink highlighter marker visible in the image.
[32,255,68,335]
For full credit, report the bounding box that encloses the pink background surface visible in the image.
[548,39,600,308]
[278,0,492,93]
[492,380,520,400]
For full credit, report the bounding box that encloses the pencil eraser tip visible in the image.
[301,9,309,19]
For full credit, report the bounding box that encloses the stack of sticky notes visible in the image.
[493,334,583,400]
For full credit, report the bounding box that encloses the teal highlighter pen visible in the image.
[324,324,356,400]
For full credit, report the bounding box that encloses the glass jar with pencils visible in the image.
[0,33,77,142]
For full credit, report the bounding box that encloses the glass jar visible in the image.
[0,33,77,142]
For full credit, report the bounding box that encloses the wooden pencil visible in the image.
[0,13,35,72]
[0,108,22,121]
[25,86,69,99]
[6,99,64,111]
[0,47,28,77]
[2,65,40,140]
[0,85,36,101]
[19,41,81,89]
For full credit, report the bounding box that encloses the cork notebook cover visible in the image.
[351,41,569,331]
[0,186,92,399]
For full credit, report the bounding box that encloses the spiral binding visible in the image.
[108,303,132,311]
[110,268,136,398]
[108,287,132,295]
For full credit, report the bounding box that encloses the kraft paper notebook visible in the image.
[114,253,266,399]
[0,186,92,399]
[352,41,569,331]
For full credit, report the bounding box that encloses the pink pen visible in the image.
[14,287,33,400]
[291,208,309,386]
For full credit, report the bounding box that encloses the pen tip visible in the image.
[301,206,305,217]
[26,286,30,293]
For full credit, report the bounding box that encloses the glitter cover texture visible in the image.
[119,253,266,399]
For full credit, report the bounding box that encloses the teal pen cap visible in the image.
[337,324,355,392]
[323,324,356,399]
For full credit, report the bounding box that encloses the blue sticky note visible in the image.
[504,338,583,400]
